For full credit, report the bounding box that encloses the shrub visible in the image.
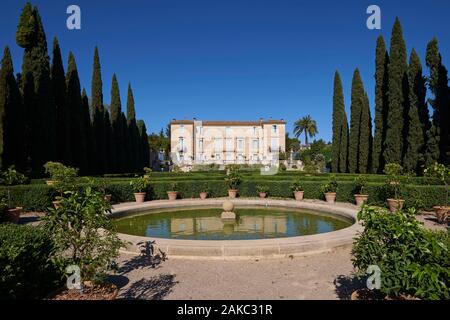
[0,224,62,299]
[352,206,450,300]
[199,182,209,193]
[0,166,28,186]
[43,187,123,284]
[256,185,269,194]
[168,182,179,192]
[303,164,318,174]
[279,163,287,171]
[424,162,450,206]
[290,180,304,192]
[320,176,338,194]
[130,176,150,193]
[353,175,367,195]
[225,167,242,189]
[44,162,78,196]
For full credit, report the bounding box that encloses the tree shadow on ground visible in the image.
[119,274,178,300]
[333,275,366,300]
[118,240,167,275]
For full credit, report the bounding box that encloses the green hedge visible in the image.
[0,224,63,299]
[0,179,446,212]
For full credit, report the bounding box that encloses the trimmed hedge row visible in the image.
[1,179,446,211]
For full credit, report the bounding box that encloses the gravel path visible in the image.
[111,246,360,300]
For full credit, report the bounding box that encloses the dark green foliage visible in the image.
[404,49,428,173]
[81,89,94,174]
[17,3,56,172]
[51,38,70,165]
[425,38,450,165]
[137,120,150,168]
[384,18,408,165]
[359,92,372,173]
[331,71,349,173]
[110,74,124,173]
[127,84,140,171]
[1,47,25,170]
[372,36,389,173]
[0,223,63,299]
[104,109,113,174]
[91,47,106,173]
[352,206,450,300]
[348,69,369,173]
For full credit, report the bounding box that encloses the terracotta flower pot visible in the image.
[432,206,450,224]
[134,192,146,203]
[5,207,22,224]
[199,192,207,200]
[258,192,267,199]
[354,194,369,206]
[228,189,238,199]
[387,199,404,212]
[293,191,304,201]
[104,194,112,202]
[167,191,178,201]
[324,192,336,204]
[52,200,62,209]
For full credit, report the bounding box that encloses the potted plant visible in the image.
[424,162,450,223]
[143,167,152,179]
[321,177,338,204]
[256,185,269,198]
[384,163,404,212]
[225,168,241,198]
[130,176,150,203]
[0,166,28,223]
[353,175,369,206]
[290,180,304,201]
[199,183,209,200]
[167,182,178,201]
[89,178,112,202]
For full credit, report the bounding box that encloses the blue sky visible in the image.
[0,0,449,142]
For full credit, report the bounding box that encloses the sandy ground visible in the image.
[111,246,360,300]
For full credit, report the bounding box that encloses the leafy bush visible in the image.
[290,180,304,192]
[279,163,287,171]
[0,224,62,299]
[321,176,338,193]
[225,167,242,189]
[168,182,178,192]
[352,206,450,300]
[353,175,367,195]
[130,176,150,193]
[424,162,450,206]
[44,162,78,196]
[43,187,123,284]
[0,166,28,186]
[256,185,269,194]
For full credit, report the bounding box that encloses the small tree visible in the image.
[384,163,403,200]
[43,187,123,285]
[353,175,367,195]
[321,176,338,194]
[290,180,304,192]
[130,176,150,193]
[424,162,450,207]
[225,167,242,190]
[44,162,78,196]
[0,166,27,208]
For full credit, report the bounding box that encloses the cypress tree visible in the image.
[126,83,139,172]
[0,47,25,169]
[51,37,71,165]
[110,74,124,173]
[91,47,105,173]
[81,88,94,174]
[121,112,130,172]
[104,109,113,173]
[403,49,428,173]
[372,36,389,173]
[66,52,85,170]
[359,91,372,173]
[16,3,56,172]
[137,120,150,168]
[331,71,348,173]
[348,69,364,173]
[384,17,408,165]
[425,38,450,165]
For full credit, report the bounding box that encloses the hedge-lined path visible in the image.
[112,246,358,300]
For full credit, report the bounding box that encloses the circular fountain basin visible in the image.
[110,199,362,260]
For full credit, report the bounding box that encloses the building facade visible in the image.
[170,118,286,168]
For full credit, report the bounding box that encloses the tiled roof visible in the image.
[170,119,286,126]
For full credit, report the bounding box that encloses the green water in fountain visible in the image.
[113,207,352,240]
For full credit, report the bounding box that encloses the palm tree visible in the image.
[293,115,318,146]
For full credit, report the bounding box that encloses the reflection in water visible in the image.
[114,207,351,240]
